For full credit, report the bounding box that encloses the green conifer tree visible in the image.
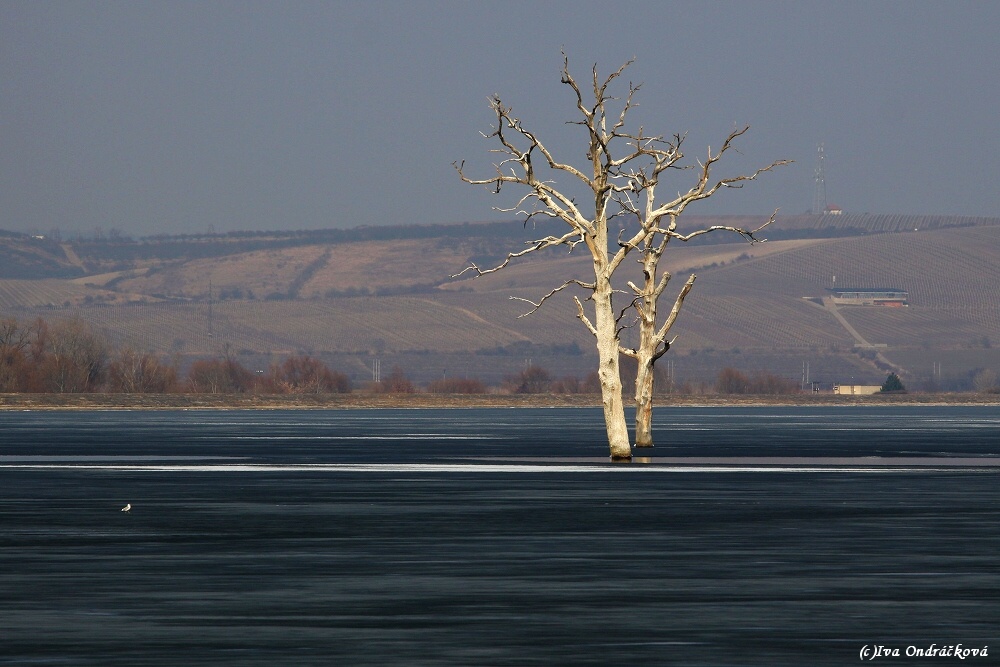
[880,372,906,393]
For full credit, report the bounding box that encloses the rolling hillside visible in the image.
[2,214,999,389]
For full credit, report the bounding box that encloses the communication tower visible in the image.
[813,143,828,214]
[207,279,214,338]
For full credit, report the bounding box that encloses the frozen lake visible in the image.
[2,406,998,665]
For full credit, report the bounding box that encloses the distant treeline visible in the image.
[0,314,761,397]
[5,214,1000,278]
[0,315,343,394]
[69,221,542,263]
[0,314,601,396]
[5,314,998,396]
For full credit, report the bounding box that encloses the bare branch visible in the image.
[610,82,640,136]
[455,98,599,232]
[651,155,792,221]
[595,57,635,108]
[573,296,598,338]
[615,303,640,339]
[560,50,591,122]
[653,274,697,346]
[511,279,595,318]
[660,208,781,244]
[650,337,672,363]
[450,228,584,279]
[649,266,673,300]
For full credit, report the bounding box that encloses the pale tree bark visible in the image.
[456,55,787,458]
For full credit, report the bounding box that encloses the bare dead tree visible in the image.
[456,55,787,458]
[611,125,788,447]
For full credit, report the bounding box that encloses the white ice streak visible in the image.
[221,435,505,441]
[0,463,992,474]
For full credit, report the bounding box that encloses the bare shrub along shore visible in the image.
[1,392,997,411]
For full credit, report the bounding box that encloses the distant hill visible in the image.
[3,214,1000,389]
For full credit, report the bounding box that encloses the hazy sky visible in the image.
[3,1,998,237]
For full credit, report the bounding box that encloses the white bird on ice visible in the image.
[121,503,131,513]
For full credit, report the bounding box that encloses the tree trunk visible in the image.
[632,272,694,448]
[593,278,631,460]
[634,357,655,448]
[632,253,660,449]
[596,335,631,460]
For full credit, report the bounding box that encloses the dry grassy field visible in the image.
[3,215,1000,388]
[0,279,95,309]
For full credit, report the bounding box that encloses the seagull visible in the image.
[121,503,131,513]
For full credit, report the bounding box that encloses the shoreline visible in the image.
[2,392,999,411]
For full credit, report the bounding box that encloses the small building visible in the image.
[827,287,908,307]
[834,384,881,395]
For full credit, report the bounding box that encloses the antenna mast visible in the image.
[207,279,214,338]
[813,143,828,214]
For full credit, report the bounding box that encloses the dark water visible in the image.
[1,406,998,666]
